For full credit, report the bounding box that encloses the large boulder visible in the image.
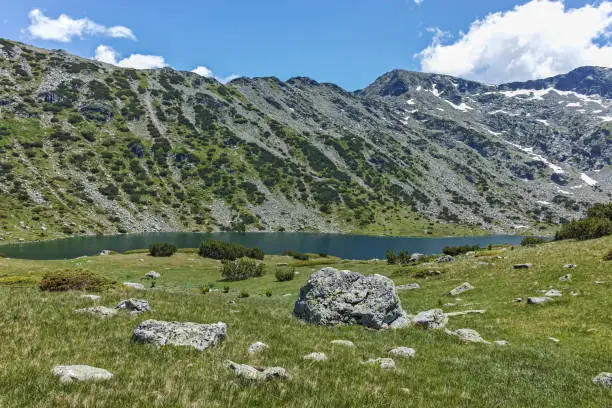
[52,365,113,383]
[293,267,408,329]
[132,320,226,351]
[116,299,151,314]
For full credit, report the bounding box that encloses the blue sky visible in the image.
[1,0,611,89]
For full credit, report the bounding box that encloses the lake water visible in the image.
[0,232,524,260]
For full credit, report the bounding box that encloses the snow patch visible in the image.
[536,119,550,127]
[599,116,612,122]
[444,100,473,112]
[406,99,416,105]
[505,141,564,174]
[536,201,550,205]
[580,173,598,186]
[566,102,581,107]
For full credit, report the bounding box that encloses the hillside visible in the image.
[0,236,610,407]
[0,38,610,242]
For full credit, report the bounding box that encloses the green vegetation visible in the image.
[148,242,177,257]
[385,249,411,265]
[199,240,265,261]
[220,258,265,281]
[442,245,480,256]
[283,250,309,261]
[555,203,612,241]
[274,267,295,282]
[604,249,612,261]
[521,236,548,246]
[39,269,116,292]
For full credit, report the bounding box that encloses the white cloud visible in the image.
[417,0,612,84]
[27,8,135,42]
[94,45,167,70]
[414,0,423,4]
[192,65,239,83]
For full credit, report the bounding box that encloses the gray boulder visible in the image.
[435,255,454,263]
[445,328,490,344]
[116,299,151,314]
[449,282,474,296]
[362,358,396,369]
[74,306,117,318]
[294,267,408,330]
[331,339,355,347]
[397,283,420,290]
[224,360,290,381]
[303,352,328,361]
[389,347,416,358]
[527,297,553,304]
[145,271,161,279]
[411,309,448,329]
[559,274,571,281]
[410,253,425,262]
[52,365,113,383]
[132,320,226,351]
[248,341,269,354]
[545,289,562,297]
[593,372,612,388]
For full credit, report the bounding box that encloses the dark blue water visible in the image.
[0,232,523,260]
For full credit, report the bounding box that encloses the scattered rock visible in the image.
[494,340,509,346]
[445,328,490,344]
[80,294,101,301]
[74,306,117,318]
[99,250,112,256]
[132,320,227,351]
[445,310,486,317]
[389,347,416,358]
[435,255,454,263]
[411,309,448,329]
[138,258,144,263]
[303,352,328,361]
[145,271,161,279]
[544,289,562,297]
[52,365,113,383]
[224,360,290,381]
[123,282,145,290]
[449,282,474,296]
[444,303,457,307]
[527,297,553,305]
[331,339,355,347]
[294,267,408,330]
[513,264,532,269]
[548,337,560,343]
[396,283,420,290]
[513,298,523,303]
[115,299,151,314]
[248,342,269,355]
[410,253,424,262]
[586,328,597,334]
[362,358,396,369]
[593,372,612,388]
[563,264,577,269]
[559,274,571,282]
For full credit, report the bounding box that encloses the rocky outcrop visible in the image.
[294,267,409,330]
[132,320,226,351]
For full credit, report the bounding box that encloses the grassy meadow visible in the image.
[0,237,610,407]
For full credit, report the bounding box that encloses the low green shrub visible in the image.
[521,236,548,246]
[39,269,116,292]
[149,242,177,257]
[555,203,612,241]
[199,239,264,260]
[283,250,309,260]
[385,250,410,265]
[0,275,41,286]
[604,249,612,261]
[200,284,211,294]
[238,290,249,298]
[223,285,230,293]
[275,267,295,282]
[221,258,265,281]
[265,289,273,297]
[442,245,480,256]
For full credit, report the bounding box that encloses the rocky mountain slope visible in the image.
[0,39,610,242]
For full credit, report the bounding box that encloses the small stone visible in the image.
[248,342,269,354]
[362,358,396,369]
[593,372,612,388]
[513,264,532,269]
[412,309,448,329]
[494,340,509,346]
[544,289,562,297]
[586,328,597,334]
[52,365,113,383]
[303,352,328,361]
[123,282,145,290]
[548,337,560,343]
[389,347,416,358]
[444,303,457,307]
[563,264,577,269]
[331,339,355,347]
[396,283,420,290]
[435,255,454,263]
[99,250,112,256]
[449,282,474,296]
[80,294,101,301]
[74,306,117,318]
[145,271,161,279]
[571,291,579,296]
[513,298,523,302]
[224,360,290,381]
[527,297,553,305]
[138,258,144,263]
[445,328,490,344]
[559,274,571,281]
[115,299,151,314]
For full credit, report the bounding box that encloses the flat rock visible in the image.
[132,320,226,351]
[563,264,577,269]
[527,297,553,305]
[396,283,420,290]
[303,352,328,361]
[559,274,571,281]
[513,264,532,269]
[449,282,474,296]
[545,289,562,297]
[513,298,523,302]
[445,328,490,344]
[248,341,269,354]
[123,282,145,290]
[548,337,560,343]
[294,267,408,330]
[331,339,355,347]
[74,306,117,318]
[52,365,113,383]
[362,358,396,369]
[412,309,448,329]
[80,294,101,301]
[224,360,290,381]
[494,340,509,346]
[445,310,486,317]
[389,347,416,358]
[145,271,161,279]
[593,372,612,388]
[116,299,151,314]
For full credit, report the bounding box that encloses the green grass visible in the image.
[0,237,610,407]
